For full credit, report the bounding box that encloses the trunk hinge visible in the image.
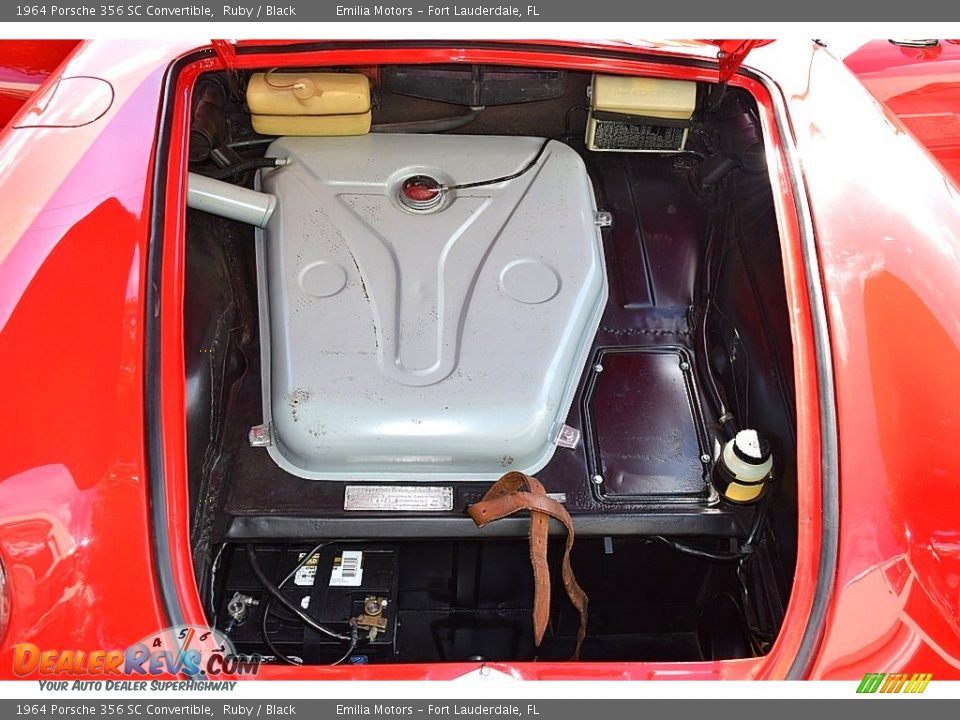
[211,39,244,101]
[211,39,238,66]
[710,40,771,82]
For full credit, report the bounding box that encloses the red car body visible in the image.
[845,39,960,188]
[0,38,958,681]
[0,40,78,128]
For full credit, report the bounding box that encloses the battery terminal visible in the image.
[225,591,260,632]
[352,595,389,641]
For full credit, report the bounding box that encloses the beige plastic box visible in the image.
[247,72,371,136]
[590,75,697,119]
[587,75,697,152]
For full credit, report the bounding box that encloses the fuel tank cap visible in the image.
[399,174,444,211]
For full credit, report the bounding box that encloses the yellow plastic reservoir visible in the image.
[247,72,371,136]
[250,112,372,136]
[591,75,696,120]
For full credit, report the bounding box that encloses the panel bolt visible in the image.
[248,424,272,447]
[557,424,581,450]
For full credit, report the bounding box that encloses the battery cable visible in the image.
[245,543,360,665]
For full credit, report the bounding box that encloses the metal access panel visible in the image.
[256,134,608,481]
[583,347,710,501]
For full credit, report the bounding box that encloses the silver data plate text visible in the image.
[344,485,454,512]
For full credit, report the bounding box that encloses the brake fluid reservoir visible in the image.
[247,72,372,136]
[713,429,774,504]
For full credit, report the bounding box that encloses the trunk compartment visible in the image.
[181,58,799,667]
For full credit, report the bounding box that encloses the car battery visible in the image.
[224,543,399,664]
[300,544,399,663]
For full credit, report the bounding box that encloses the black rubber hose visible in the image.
[259,596,299,666]
[208,157,284,181]
[371,106,483,134]
[245,544,351,642]
[330,626,360,666]
[653,493,770,562]
[227,136,277,149]
[189,81,227,163]
[443,136,551,191]
[653,536,751,562]
[257,542,329,665]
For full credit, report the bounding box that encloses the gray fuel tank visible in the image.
[256,134,607,481]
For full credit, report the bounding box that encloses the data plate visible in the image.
[344,485,454,512]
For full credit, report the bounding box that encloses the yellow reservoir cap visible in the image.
[591,75,696,120]
[247,72,371,117]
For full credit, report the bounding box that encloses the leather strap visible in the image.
[467,471,588,660]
